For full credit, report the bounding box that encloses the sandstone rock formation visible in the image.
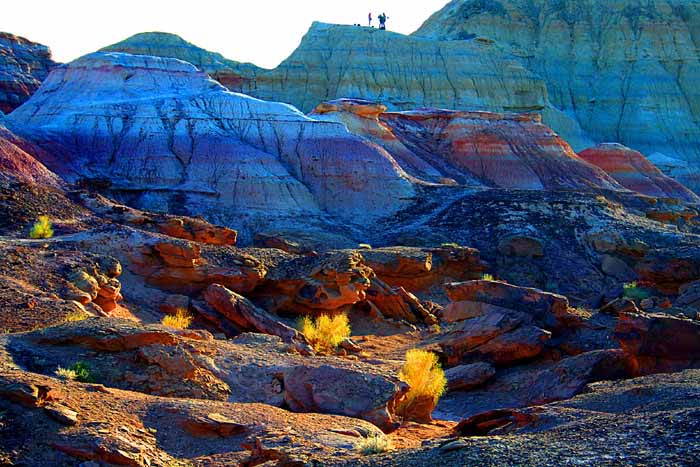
[0,32,56,113]
[579,143,700,203]
[415,0,700,192]
[7,52,415,240]
[4,319,406,430]
[0,362,389,466]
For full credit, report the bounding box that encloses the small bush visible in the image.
[396,349,447,421]
[623,282,651,301]
[356,432,392,455]
[441,242,460,248]
[29,215,54,239]
[58,361,93,383]
[481,273,495,281]
[64,310,89,322]
[161,308,193,329]
[299,313,351,354]
[54,367,78,381]
[358,243,372,250]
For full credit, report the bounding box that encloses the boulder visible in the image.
[284,364,407,432]
[676,280,700,312]
[615,311,700,362]
[600,298,640,316]
[600,255,637,281]
[472,325,552,365]
[444,362,496,391]
[202,283,309,348]
[364,278,438,325]
[497,235,544,258]
[439,308,527,365]
[635,248,700,294]
[155,217,237,246]
[445,280,579,329]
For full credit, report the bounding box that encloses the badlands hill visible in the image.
[416,0,700,191]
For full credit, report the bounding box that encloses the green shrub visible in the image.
[441,242,460,248]
[29,215,54,239]
[358,243,372,250]
[69,361,94,383]
[623,282,651,301]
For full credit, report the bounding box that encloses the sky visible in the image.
[1,0,450,69]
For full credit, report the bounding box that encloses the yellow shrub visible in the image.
[481,273,495,281]
[299,313,351,354]
[30,215,54,239]
[54,367,78,381]
[396,349,447,422]
[64,310,89,322]
[161,308,193,329]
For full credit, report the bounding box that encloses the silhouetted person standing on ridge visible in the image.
[379,12,388,30]
[368,12,373,27]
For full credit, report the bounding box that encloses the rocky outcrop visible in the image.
[128,236,265,295]
[0,32,56,113]
[361,245,485,293]
[415,0,700,192]
[0,364,389,467]
[77,192,238,245]
[579,143,700,203]
[5,319,407,430]
[444,280,579,329]
[250,250,373,316]
[438,280,584,365]
[7,52,415,239]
